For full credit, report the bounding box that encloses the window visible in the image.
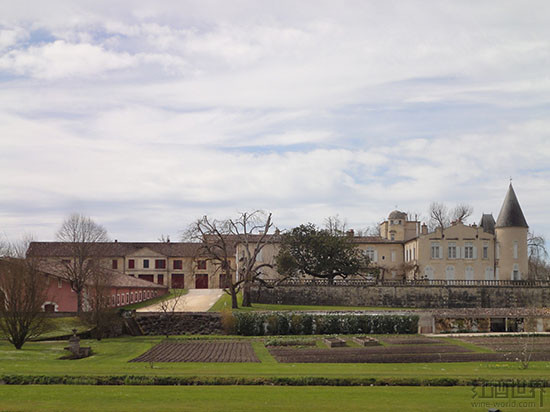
[173,260,183,270]
[111,295,115,306]
[485,267,494,280]
[126,293,129,304]
[139,291,143,301]
[513,241,518,259]
[483,242,489,259]
[424,266,434,280]
[413,247,416,260]
[158,274,164,285]
[512,264,520,280]
[128,259,135,269]
[155,259,166,269]
[431,242,441,259]
[143,259,149,269]
[57,279,63,288]
[112,259,118,269]
[364,247,375,261]
[391,250,396,262]
[390,232,395,241]
[465,266,474,280]
[62,259,70,264]
[464,242,474,259]
[496,243,500,259]
[197,260,207,270]
[117,294,120,305]
[448,242,457,259]
[445,265,455,280]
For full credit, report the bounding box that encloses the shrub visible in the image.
[266,315,279,335]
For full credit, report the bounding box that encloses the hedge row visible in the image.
[231,312,419,336]
[1,375,549,387]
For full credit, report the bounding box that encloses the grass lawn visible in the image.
[122,289,188,310]
[1,385,546,412]
[209,292,415,312]
[2,336,550,381]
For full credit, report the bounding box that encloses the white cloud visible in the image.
[0,27,28,50]
[0,40,135,79]
[0,1,550,244]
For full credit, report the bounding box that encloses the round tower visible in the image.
[495,184,528,280]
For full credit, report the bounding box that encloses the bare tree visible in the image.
[429,202,449,231]
[56,214,109,314]
[158,234,171,243]
[158,289,186,338]
[428,202,474,232]
[186,211,274,309]
[362,223,381,237]
[528,231,549,280]
[451,204,473,224]
[232,211,274,307]
[324,214,347,235]
[0,257,51,349]
[83,268,116,340]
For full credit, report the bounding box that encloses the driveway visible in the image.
[137,289,223,312]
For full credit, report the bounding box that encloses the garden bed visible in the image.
[268,346,550,363]
[130,341,259,363]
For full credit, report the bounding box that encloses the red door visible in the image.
[138,274,154,283]
[172,274,185,288]
[195,274,208,289]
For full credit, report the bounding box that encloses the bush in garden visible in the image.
[301,314,314,335]
[233,311,418,336]
[289,314,303,335]
[266,315,279,335]
[276,314,290,335]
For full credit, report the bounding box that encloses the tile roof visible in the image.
[36,261,168,289]
[27,241,217,258]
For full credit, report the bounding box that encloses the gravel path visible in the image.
[137,289,223,312]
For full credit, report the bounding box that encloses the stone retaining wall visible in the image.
[250,284,550,308]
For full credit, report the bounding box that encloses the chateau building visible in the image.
[357,183,529,281]
[27,184,530,297]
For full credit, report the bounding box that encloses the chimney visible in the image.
[346,229,354,237]
[114,239,118,243]
[421,224,428,235]
[275,228,280,235]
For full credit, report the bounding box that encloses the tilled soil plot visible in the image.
[268,346,550,363]
[457,336,550,353]
[130,341,259,363]
[381,337,444,345]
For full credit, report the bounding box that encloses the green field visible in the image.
[2,385,546,412]
[2,336,550,381]
[209,292,414,312]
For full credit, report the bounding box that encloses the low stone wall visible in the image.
[134,312,223,335]
[250,284,550,308]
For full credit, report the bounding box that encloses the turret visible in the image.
[495,184,528,280]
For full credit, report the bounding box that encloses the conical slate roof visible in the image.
[479,213,495,234]
[495,184,528,228]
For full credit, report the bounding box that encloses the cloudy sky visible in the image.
[1,0,549,243]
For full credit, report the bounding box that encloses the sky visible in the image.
[1,0,549,243]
